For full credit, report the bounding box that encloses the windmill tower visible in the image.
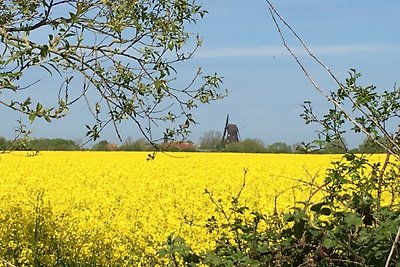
[221,115,240,145]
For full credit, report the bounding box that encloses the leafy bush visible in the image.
[160,154,400,266]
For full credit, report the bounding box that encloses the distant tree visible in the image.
[9,139,30,151]
[322,138,347,154]
[119,138,151,151]
[123,136,134,147]
[266,142,292,153]
[74,137,84,148]
[358,136,387,154]
[92,140,110,151]
[28,138,79,151]
[291,142,313,154]
[0,137,8,150]
[225,138,265,153]
[199,130,223,150]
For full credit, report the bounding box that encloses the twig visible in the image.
[385,223,400,267]
[0,258,17,267]
[377,149,391,209]
[233,168,248,203]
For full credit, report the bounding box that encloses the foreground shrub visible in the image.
[160,153,400,266]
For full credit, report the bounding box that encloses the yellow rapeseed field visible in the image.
[1,151,383,266]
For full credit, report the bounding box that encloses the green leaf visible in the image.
[29,113,36,123]
[40,45,49,59]
[168,40,175,50]
[284,213,294,222]
[158,249,168,256]
[256,245,269,254]
[174,236,185,243]
[23,97,32,106]
[322,237,336,249]
[154,79,166,90]
[293,221,306,238]
[344,213,363,226]
[320,207,331,215]
[310,203,324,212]
[36,103,43,112]
[69,12,77,22]
[345,153,355,161]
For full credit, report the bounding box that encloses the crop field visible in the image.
[0,151,383,266]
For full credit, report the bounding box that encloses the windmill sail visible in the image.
[221,114,229,143]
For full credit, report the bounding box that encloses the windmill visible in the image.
[221,115,240,145]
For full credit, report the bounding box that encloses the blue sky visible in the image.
[189,1,400,148]
[1,1,400,148]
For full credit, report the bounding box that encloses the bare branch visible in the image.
[266,2,398,157]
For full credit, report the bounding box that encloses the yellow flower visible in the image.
[0,151,383,265]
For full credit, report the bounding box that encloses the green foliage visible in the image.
[2,119,33,152]
[265,142,292,153]
[91,140,110,151]
[28,138,80,151]
[359,136,387,154]
[322,138,348,154]
[0,0,224,145]
[119,138,152,151]
[0,137,8,151]
[159,234,201,266]
[225,139,266,153]
[0,136,80,151]
[160,154,400,266]
[302,70,400,155]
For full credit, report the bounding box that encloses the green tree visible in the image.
[225,138,265,153]
[91,140,110,151]
[28,138,79,151]
[359,136,387,154]
[119,137,151,151]
[0,0,224,146]
[265,142,292,153]
[199,130,223,150]
[0,137,8,151]
[322,138,347,154]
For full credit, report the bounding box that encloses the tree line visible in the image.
[198,130,388,154]
[0,134,387,154]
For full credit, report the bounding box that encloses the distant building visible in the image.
[162,141,195,151]
[225,124,239,144]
